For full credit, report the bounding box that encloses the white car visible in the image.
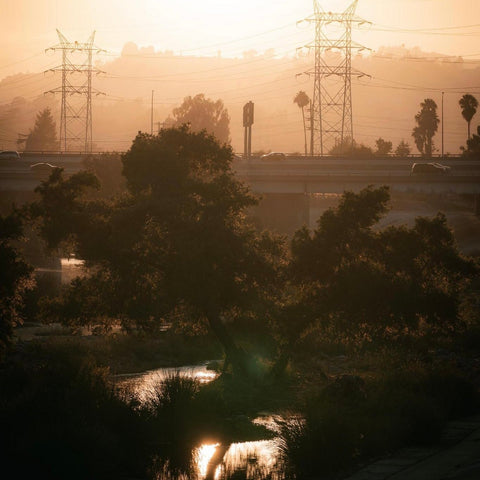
[30,162,59,179]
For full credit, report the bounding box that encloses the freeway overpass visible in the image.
[1,153,480,195]
[1,154,479,229]
[234,156,480,195]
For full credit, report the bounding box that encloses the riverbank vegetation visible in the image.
[1,126,480,479]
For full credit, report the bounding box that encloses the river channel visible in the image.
[114,364,283,479]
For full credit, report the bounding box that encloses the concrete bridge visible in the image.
[234,156,480,195]
[1,153,479,230]
[2,153,480,194]
[234,156,480,232]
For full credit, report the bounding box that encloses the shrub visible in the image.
[0,345,153,479]
[278,362,479,479]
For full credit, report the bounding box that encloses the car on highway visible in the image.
[260,152,286,161]
[411,162,451,175]
[30,162,59,180]
[0,150,21,160]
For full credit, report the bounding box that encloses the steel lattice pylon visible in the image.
[302,0,369,155]
[45,30,104,153]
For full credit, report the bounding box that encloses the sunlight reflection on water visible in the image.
[115,365,284,478]
[196,443,220,478]
[193,439,281,480]
[114,363,219,402]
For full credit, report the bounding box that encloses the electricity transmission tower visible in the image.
[300,0,369,155]
[46,30,104,152]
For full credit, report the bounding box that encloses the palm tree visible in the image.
[294,91,310,156]
[459,93,478,141]
[412,98,439,158]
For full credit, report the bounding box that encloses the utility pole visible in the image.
[46,30,104,153]
[309,100,314,156]
[299,1,369,155]
[442,91,445,158]
[151,90,154,135]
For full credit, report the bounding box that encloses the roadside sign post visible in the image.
[243,101,254,160]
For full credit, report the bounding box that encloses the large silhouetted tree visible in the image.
[31,126,282,375]
[459,94,478,142]
[294,91,310,155]
[170,94,230,144]
[18,107,59,152]
[272,186,477,370]
[412,99,439,157]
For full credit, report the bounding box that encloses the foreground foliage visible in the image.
[0,342,273,480]
[0,212,34,360]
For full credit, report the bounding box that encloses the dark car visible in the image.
[0,150,20,159]
[260,152,286,161]
[411,162,450,175]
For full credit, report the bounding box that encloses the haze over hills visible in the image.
[0,43,479,154]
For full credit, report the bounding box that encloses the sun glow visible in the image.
[194,370,218,383]
[196,443,220,478]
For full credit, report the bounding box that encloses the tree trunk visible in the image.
[426,135,432,158]
[302,106,307,156]
[205,307,248,377]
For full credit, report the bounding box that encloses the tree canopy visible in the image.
[328,137,374,157]
[0,212,34,360]
[395,140,411,157]
[375,138,393,156]
[31,126,282,374]
[412,99,439,157]
[18,107,59,152]
[169,94,230,145]
[464,125,480,158]
[280,186,477,355]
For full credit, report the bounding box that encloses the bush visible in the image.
[278,362,479,479]
[0,345,153,479]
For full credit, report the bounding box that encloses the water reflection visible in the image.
[210,440,282,480]
[117,366,284,479]
[196,444,220,478]
[115,363,219,403]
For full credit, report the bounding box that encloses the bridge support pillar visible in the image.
[250,193,311,235]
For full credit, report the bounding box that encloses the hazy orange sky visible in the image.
[1,0,480,78]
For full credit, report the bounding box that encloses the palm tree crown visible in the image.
[294,91,310,110]
[459,94,478,140]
